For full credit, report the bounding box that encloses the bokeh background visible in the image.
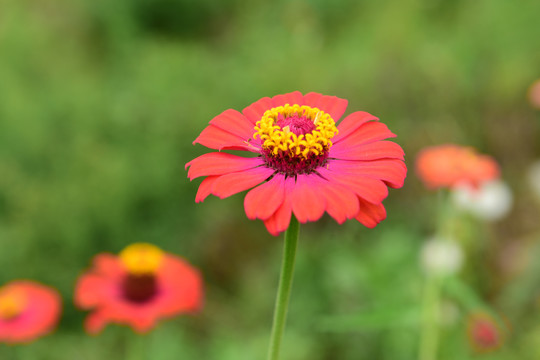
[1,0,540,358]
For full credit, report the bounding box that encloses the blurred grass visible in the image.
[1,0,540,358]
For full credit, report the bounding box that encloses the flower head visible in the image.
[186,91,406,235]
[467,312,506,353]
[415,144,499,190]
[75,243,203,334]
[0,280,61,344]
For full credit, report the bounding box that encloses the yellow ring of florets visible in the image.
[119,243,164,275]
[253,104,338,159]
[0,287,27,320]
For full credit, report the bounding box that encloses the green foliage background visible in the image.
[1,0,540,358]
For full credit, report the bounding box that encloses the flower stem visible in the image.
[419,274,442,360]
[267,215,300,360]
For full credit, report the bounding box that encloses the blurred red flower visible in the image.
[186,91,406,235]
[467,312,506,353]
[75,243,203,334]
[528,79,540,109]
[0,280,61,344]
[415,144,499,190]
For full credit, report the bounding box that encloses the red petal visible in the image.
[186,153,263,180]
[327,159,407,188]
[303,92,348,121]
[318,168,388,204]
[209,109,256,140]
[333,111,379,143]
[93,254,124,277]
[242,96,273,124]
[263,178,294,236]
[193,125,259,152]
[211,167,274,199]
[332,121,396,149]
[130,315,156,334]
[85,311,108,334]
[291,174,326,223]
[315,178,360,223]
[272,91,304,107]
[331,140,404,161]
[195,176,218,202]
[244,174,286,220]
[356,199,387,228]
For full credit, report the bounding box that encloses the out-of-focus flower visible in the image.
[528,79,540,109]
[186,91,406,235]
[467,312,506,353]
[527,160,540,201]
[452,180,513,221]
[415,144,499,190]
[0,280,61,344]
[75,243,203,334]
[420,236,463,276]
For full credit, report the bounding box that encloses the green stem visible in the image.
[267,215,300,360]
[419,274,442,360]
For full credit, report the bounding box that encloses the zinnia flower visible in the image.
[186,91,406,235]
[0,280,61,344]
[467,312,506,353]
[415,144,499,190]
[75,243,203,334]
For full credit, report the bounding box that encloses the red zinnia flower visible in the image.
[415,144,499,190]
[0,280,61,344]
[467,312,506,353]
[186,91,406,235]
[75,243,203,334]
[528,79,540,109]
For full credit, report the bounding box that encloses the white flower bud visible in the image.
[421,237,463,276]
[451,180,513,221]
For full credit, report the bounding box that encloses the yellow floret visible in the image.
[253,104,338,159]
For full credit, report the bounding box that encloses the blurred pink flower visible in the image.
[75,243,203,334]
[0,280,61,344]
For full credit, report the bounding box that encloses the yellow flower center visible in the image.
[254,104,338,159]
[119,243,164,275]
[0,287,27,320]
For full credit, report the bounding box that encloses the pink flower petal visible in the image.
[291,174,326,223]
[314,178,360,224]
[318,168,388,204]
[330,140,405,161]
[263,177,295,236]
[333,111,379,143]
[242,96,273,124]
[356,199,387,228]
[193,125,259,152]
[303,92,348,121]
[244,174,286,220]
[327,159,407,188]
[211,167,275,199]
[332,121,396,151]
[271,91,304,107]
[186,153,263,180]
[209,109,256,141]
[195,176,218,203]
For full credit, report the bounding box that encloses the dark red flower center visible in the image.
[122,274,158,303]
